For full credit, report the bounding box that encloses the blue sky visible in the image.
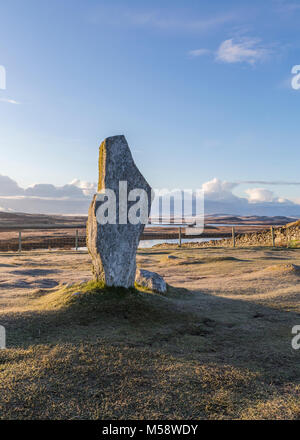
[1,0,300,214]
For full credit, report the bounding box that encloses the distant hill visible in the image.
[0,212,296,228]
[0,212,87,228]
[204,215,296,226]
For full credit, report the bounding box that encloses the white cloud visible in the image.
[0,175,92,214]
[0,98,20,105]
[202,177,238,201]
[194,178,300,216]
[216,38,269,64]
[70,179,97,196]
[0,175,24,196]
[24,183,84,198]
[0,175,90,199]
[188,48,211,57]
[277,197,289,203]
[245,188,275,203]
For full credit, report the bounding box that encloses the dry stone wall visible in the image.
[195,224,300,248]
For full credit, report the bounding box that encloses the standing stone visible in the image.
[87,135,152,288]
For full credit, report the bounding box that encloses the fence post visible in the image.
[18,231,22,253]
[232,227,235,248]
[271,226,275,248]
[75,229,79,251]
[178,227,182,247]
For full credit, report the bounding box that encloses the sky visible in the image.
[1,0,300,215]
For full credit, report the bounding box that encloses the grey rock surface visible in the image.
[135,269,167,293]
[87,135,152,288]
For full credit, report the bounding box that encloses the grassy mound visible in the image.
[2,281,198,350]
[264,264,300,275]
[31,280,188,319]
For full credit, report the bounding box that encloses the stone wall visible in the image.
[196,224,300,248]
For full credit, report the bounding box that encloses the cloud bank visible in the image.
[0,175,299,217]
[0,175,95,214]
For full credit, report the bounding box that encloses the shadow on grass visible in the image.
[0,281,197,349]
[0,279,300,419]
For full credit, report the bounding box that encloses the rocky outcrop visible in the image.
[87,135,152,288]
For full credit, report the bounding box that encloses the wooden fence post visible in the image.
[271,226,275,248]
[18,231,22,253]
[232,227,236,248]
[75,229,79,251]
[178,227,182,247]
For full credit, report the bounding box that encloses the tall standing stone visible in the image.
[87,135,152,288]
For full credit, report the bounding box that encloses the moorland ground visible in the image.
[0,212,293,252]
[0,245,300,419]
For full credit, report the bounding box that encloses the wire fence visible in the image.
[0,233,86,252]
[1,223,279,252]
[0,223,223,252]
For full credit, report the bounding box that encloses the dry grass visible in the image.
[0,246,300,419]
